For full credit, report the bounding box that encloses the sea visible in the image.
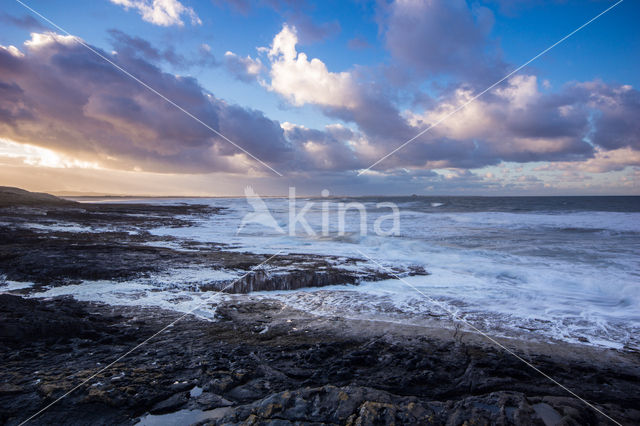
[18,196,640,350]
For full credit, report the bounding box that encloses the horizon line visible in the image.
[57,193,640,199]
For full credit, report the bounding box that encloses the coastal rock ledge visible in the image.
[2,295,639,425]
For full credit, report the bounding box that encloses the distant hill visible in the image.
[0,187,77,208]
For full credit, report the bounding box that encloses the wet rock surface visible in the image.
[1,295,639,425]
[0,192,419,290]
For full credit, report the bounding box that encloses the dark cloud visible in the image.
[108,29,217,69]
[237,0,314,14]
[0,32,286,174]
[287,12,340,44]
[197,44,218,66]
[383,0,506,85]
[0,81,32,124]
[346,73,640,171]
[214,0,312,15]
[2,25,638,181]
[109,29,185,66]
[214,0,337,44]
[323,93,414,144]
[0,13,48,31]
[313,73,639,173]
[218,103,290,161]
[283,124,361,171]
[373,78,601,170]
[580,82,640,150]
[390,137,503,170]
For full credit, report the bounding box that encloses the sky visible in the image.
[0,0,638,196]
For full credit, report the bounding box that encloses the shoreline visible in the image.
[1,294,639,425]
[5,280,639,356]
[9,279,637,353]
[1,188,638,352]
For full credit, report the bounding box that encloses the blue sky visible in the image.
[0,0,638,195]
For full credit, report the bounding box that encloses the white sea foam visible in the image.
[146,197,640,349]
[0,279,34,292]
[29,274,237,320]
[22,222,98,233]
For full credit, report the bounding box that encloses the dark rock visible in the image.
[0,384,23,396]
[0,294,115,346]
[0,186,77,208]
[215,385,440,425]
[192,392,233,410]
[150,392,189,414]
[0,256,638,426]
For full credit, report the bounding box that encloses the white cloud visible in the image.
[266,24,358,109]
[537,147,640,173]
[406,75,587,158]
[24,32,77,49]
[0,45,24,57]
[110,0,201,27]
[407,75,540,139]
[257,22,638,174]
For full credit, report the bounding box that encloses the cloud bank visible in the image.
[0,33,287,174]
[255,24,639,172]
[1,0,638,192]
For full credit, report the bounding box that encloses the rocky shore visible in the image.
[1,294,639,425]
[1,188,639,425]
[0,187,421,292]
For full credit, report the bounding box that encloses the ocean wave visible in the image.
[81,196,640,350]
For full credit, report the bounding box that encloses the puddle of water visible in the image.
[532,403,562,426]
[135,407,232,426]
